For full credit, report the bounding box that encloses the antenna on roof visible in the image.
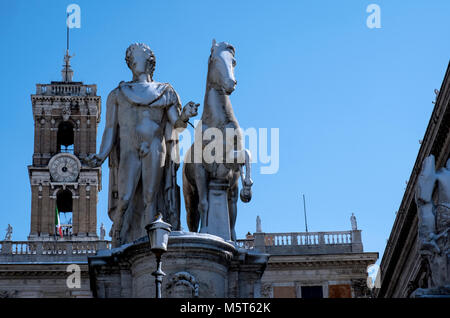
[302,194,308,233]
[65,12,69,81]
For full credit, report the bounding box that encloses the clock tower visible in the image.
[28,51,101,241]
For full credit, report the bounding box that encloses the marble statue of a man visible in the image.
[350,213,358,231]
[88,43,198,246]
[100,223,105,241]
[415,154,450,290]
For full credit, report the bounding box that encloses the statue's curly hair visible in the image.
[125,43,156,78]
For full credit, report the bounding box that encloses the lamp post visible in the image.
[145,214,172,298]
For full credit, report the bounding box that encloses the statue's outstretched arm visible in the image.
[166,87,199,129]
[168,102,198,129]
[87,90,118,167]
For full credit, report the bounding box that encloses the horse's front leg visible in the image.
[194,163,209,232]
[239,149,253,202]
[225,146,253,202]
[228,179,239,241]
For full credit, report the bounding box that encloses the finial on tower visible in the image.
[62,50,74,82]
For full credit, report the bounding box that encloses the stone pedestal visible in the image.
[411,286,450,298]
[203,179,231,241]
[88,231,268,298]
[411,251,450,298]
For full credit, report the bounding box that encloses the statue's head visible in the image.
[125,43,156,80]
[208,39,237,95]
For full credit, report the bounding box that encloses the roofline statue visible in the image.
[4,224,12,241]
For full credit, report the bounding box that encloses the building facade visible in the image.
[237,222,378,298]
[377,62,450,298]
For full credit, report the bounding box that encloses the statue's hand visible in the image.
[86,154,104,168]
[182,101,199,119]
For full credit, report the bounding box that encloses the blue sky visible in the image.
[1,0,449,263]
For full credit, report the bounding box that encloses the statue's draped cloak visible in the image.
[108,81,182,246]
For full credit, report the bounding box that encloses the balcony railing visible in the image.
[0,240,111,257]
[235,238,255,249]
[265,231,352,247]
[59,146,74,154]
[236,230,360,253]
[2,230,360,258]
[36,83,97,96]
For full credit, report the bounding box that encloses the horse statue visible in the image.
[182,40,253,241]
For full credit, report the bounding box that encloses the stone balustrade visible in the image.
[235,238,255,249]
[236,230,363,255]
[1,229,362,260]
[266,231,352,246]
[36,83,97,96]
[0,240,111,262]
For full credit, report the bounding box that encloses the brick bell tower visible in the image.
[28,50,101,241]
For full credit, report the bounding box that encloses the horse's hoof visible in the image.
[240,187,252,203]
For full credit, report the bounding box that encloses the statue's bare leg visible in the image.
[117,151,142,242]
[142,140,165,225]
[194,163,209,232]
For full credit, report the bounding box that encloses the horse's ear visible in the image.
[211,39,217,54]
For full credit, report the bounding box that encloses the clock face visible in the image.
[49,154,80,182]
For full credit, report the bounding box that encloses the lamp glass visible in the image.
[145,214,172,253]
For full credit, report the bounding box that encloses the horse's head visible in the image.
[208,39,237,95]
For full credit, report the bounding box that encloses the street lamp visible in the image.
[145,213,171,298]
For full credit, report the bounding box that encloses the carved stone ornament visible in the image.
[166,271,199,298]
[61,105,71,121]
[260,283,272,298]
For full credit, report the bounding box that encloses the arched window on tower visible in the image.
[57,121,74,153]
[56,189,73,237]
